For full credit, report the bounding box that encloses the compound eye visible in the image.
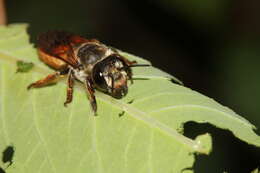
[92,64,107,91]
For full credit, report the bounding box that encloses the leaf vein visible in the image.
[124,124,137,172]
[132,92,197,104]
[37,158,47,173]
[0,66,9,144]
[32,87,57,173]
[148,130,154,173]
[149,104,253,128]
[93,118,103,173]
[23,142,41,165]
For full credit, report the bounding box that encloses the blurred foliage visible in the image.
[217,41,260,128]
[153,0,230,27]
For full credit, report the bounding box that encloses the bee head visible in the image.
[92,54,131,99]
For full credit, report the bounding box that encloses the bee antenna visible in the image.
[119,64,150,71]
[129,64,150,67]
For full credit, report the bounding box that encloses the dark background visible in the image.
[6,0,260,172]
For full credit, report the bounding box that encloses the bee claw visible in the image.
[27,84,34,90]
[64,102,69,107]
[132,60,137,64]
[92,111,98,116]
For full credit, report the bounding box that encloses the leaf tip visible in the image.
[194,133,212,155]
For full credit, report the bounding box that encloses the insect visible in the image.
[27,31,149,114]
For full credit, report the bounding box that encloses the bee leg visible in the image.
[85,78,97,114]
[126,69,134,84]
[117,56,135,84]
[64,70,75,107]
[27,69,69,89]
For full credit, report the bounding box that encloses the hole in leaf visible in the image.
[2,145,14,168]
[127,99,134,104]
[0,167,6,173]
[183,122,260,173]
[118,111,125,117]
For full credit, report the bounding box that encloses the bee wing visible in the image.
[38,31,89,67]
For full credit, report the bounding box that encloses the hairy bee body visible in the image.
[28,31,145,114]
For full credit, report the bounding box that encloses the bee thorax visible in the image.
[72,68,88,83]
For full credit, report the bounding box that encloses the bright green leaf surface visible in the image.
[0,24,260,173]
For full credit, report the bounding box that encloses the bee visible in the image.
[27,31,149,114]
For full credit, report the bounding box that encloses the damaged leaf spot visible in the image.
[127,99,134,104]
[0,167,6,173]
[2,146,14,168]
[16,60,34,73]
[118,111,125,117]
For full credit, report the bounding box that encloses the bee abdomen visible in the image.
[38,48,68,70]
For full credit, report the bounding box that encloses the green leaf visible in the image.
[0,24,260,173]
